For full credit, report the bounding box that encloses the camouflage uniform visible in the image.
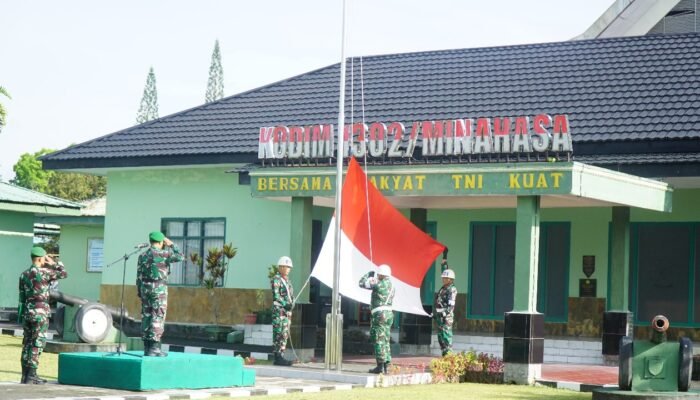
[18,262,67,370]
[435,282,457,356]
[359,272,395,364]
[136,243,183,343]
[271,272,294,354]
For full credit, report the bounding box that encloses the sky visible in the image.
[0,0,616,180]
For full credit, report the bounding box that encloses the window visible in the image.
[161,218,226,286]
[630,223,699,326]
[468,222,569,321]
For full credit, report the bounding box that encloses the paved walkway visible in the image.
[0,376,357,400]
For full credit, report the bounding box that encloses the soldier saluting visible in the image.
[18,246,67,384]
[359,264,395,374]
[136,231,183,357]
[271,256,294,366]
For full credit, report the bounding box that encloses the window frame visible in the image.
[160,217,227,287]
[624,222,699,327]
[467,221,570,322]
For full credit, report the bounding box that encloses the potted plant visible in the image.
[190,243,237,326]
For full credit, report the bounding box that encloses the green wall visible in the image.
[426,188,700,303]
[0,211,34,308]
[100,164,700,315]
[103,167,292,290]
[58,224,103,301]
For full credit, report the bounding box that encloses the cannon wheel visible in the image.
[618,336,633,391]
[74,303,113,344]
[678,337,693,392]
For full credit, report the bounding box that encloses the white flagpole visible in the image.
[327,0,348,371]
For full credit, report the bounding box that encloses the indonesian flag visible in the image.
[311,157,446,316]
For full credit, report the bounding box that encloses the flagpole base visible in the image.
[324,313,343,370]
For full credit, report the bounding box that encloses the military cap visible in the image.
[149,231,165,242]
[31,246,47,257]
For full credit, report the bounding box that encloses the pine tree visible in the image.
[205,40,224,103]
[0,86,11,134]
[136,67,159,124]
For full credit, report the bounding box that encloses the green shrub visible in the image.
[430,351,504,384]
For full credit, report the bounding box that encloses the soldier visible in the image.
[136,231,183,357]
[434,269,457,356]
[271,256,294,366]
[359,264,395,374]
[18,246,67,384]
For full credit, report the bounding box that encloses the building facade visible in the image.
[42,27,699,381]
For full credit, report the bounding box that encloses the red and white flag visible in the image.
[311,157,446,316]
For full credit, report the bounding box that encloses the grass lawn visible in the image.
[0,334,59,382]
[210,384,592,400]
[0,334,591,399]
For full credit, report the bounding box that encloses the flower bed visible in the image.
[430,351,504,384]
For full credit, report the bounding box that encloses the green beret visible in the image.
[149,231,165,242]
[31,246,47,257]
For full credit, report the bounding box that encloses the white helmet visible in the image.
[441,269,455,280]
[277,256,293,268]
[377,264,392,277]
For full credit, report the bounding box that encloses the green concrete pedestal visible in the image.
[593,389,700,399]
[58,351,255,391]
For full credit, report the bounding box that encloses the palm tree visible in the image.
[0,86,11,133]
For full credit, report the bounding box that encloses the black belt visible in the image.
[140,278,165,283]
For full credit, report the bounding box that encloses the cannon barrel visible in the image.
[50,290,129,320]
[652,315,669,332]
[650,314,669,344]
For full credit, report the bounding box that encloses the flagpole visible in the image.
[327,0,348,371]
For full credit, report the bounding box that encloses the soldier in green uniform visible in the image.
[359,264,395,374]
[434,269,457,356]
[271,256,294,366]
[18,246,68,384]
[136,231,184,356]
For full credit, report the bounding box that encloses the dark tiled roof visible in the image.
[42,33,700,171]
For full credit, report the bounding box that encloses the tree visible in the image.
[48,172,106,201]
[12,149,55,192]
[205,40,224,103]
[136,67,159,124]
[0,86,11,134]
[11,148,106,201]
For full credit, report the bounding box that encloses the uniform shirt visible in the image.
[19,263,68,312]
[271,273,294,311]
[359,272,395,309]
[435,283,457,316]
[136,244,184,283]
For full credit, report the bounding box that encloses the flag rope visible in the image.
[288,274,311,363]
[350,56,374,263]
[359,56,374,263]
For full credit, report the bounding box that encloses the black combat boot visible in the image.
[368,360,384,374]
[152,341,167,357]
[20,366,27,384]
[25,368,46,384]
[384,361,391,374]
[273,352,293,366]
[144,340,157,356]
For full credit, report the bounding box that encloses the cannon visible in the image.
[50,291,139,344]
[618,315,693,392]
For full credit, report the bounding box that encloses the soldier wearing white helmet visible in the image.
[270,256,294,366]
[359,264,396,374]
[434,268,457,356]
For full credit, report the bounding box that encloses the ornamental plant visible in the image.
[190,243,237,324]
[430,351,504,384]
